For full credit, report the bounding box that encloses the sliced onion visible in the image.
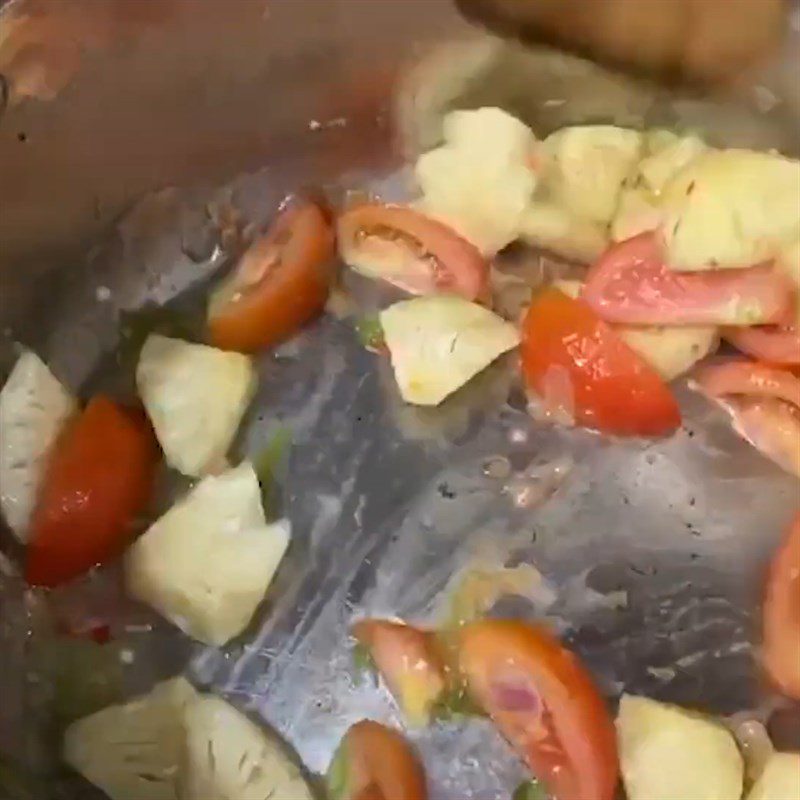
[492,678,541,713]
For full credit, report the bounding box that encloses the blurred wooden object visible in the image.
[459,0,786,82]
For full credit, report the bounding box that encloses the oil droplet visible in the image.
[482,456,512,480]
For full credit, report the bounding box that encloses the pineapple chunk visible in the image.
[0,350,76,540]
[747,752,800,800]
[638,133,708,195]
[611,187,663,243]
[125,463,289,646]
[539,125,643,225]
[518,201,609,263]
[616,694,743,800]
[64,682,314,800]
[618,325,718,382]
[181,694,313,800]
[661,149,800,271]
[380,295,519,406]
[611,133,708,242]
[136,335,255,477]
[63,678,196,800]
[415,107,537,255]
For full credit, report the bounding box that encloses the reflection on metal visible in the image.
[0,0,798,796]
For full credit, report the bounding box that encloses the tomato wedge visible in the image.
[521,287,681,436]
[353,786,390,800]
[326,720,427,800]
[26,397,158,587]
[691,361,800,476]
[583,233,793,326]
[732,397,800,478]
[732,398,800,476]
[724,325,800,366]
[458,620,618,800]
[763,512,800,699]
[352,619,446,726]
[207,199,335,352]
[337,203,489,301]
[692,360,800,409]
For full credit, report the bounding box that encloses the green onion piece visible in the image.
[325,740,350,800]
[432,680,485,719]
[355,316,385,350]
[253,425,293,518]
[513,779,549,800]
[351,641,377,675]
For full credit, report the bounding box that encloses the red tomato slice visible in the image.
[763,512,800,699]
[692,360,800,409]
[724,325,800,366]
[521,287,681,436]
[26,397,158,588]
[353,785,388,800]
[732,399,800,477]
[457,620,618,800]
[328,720,427,800]
[691,360,800,476]
[352,619,446,725]
[726,397,800,476]
[337,203,489,301]
[208,199,335,352]
[583,233,793,326]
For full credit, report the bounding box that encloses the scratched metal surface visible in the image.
[1,2,800,798]
[7,157,797,800]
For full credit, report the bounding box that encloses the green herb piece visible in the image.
[432,681,485,720]
[355,316,385,351]
[325,741,349,800]
[513,779,548,800]
[351,641,377,674]
[253,425,293,518]
[425,630,484,720]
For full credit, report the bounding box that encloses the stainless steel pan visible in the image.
[0,1,798,796]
